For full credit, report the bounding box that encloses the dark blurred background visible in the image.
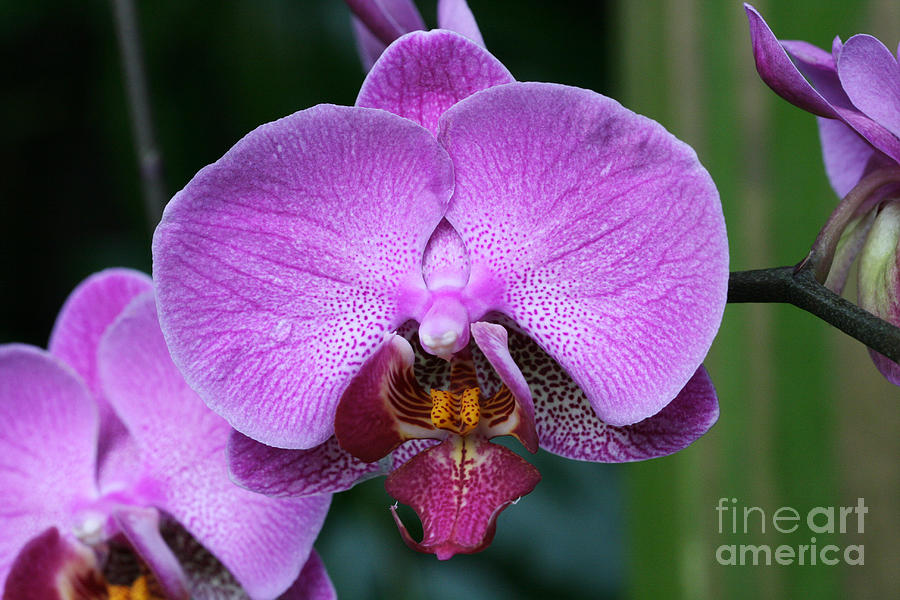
[1,1,897,599]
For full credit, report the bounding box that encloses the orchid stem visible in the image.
[728,265,900,363]
[110,0,166,231]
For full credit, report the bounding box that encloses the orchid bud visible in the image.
[858,201,900,384]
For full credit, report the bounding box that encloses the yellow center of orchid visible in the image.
[430,388,480,435]
[107,575,165,600]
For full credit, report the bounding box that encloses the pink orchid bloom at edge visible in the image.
[0,269,334,599]
[745,4,900,385]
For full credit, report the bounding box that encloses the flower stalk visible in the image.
[110,0,166,230]
[728,265,900,364]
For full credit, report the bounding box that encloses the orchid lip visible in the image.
[332,331,542,558]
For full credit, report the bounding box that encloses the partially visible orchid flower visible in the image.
[744,3,899,197]
[745,4,900,384]
[347,0,484,69]
[0,270,334,599]
[153,27,727,558]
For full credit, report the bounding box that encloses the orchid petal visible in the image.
[386,435,540,560]
[3,528,105,600]
[227,432,439,500]
[154,516,312,600]
[744,5,840,118]
[114,507,190,600]
[48,268,152,402]
[334,334,441,462]
[229,432,388,497]
[357,30,513,135]
[0,345,99,590]
[857,202,900,385]
[345,0,425,47]
[477,326,719,460]
[96,433,149,501]
[152,518,245,599]
[779,40,852,109]
[838,34,900,140]
[98,294,332,598]
[818,117,892,197]
[280,551,337,600]
[833,36,844,63]
[469,322,538,452]
[438,82,727,426]
[153,104,454,448]
[46,269,152,495]
[437,0,485,47]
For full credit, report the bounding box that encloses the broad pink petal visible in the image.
[838,34,900,140]
[3,528,105,600]
[153,104,453,448]
[47,269,152,472]
[386,435,540,560]
[437,0,484,47]
[114,507,190,600]
[98,294,333,599]
[280,551,337,600]
[469,321,538,452]
[229,432,387,497]
[0,345,99,590]
[334,334,440,462]
[439,82,728,426]
[357,30,513,135]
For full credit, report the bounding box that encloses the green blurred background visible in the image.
[1,1,897,598]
